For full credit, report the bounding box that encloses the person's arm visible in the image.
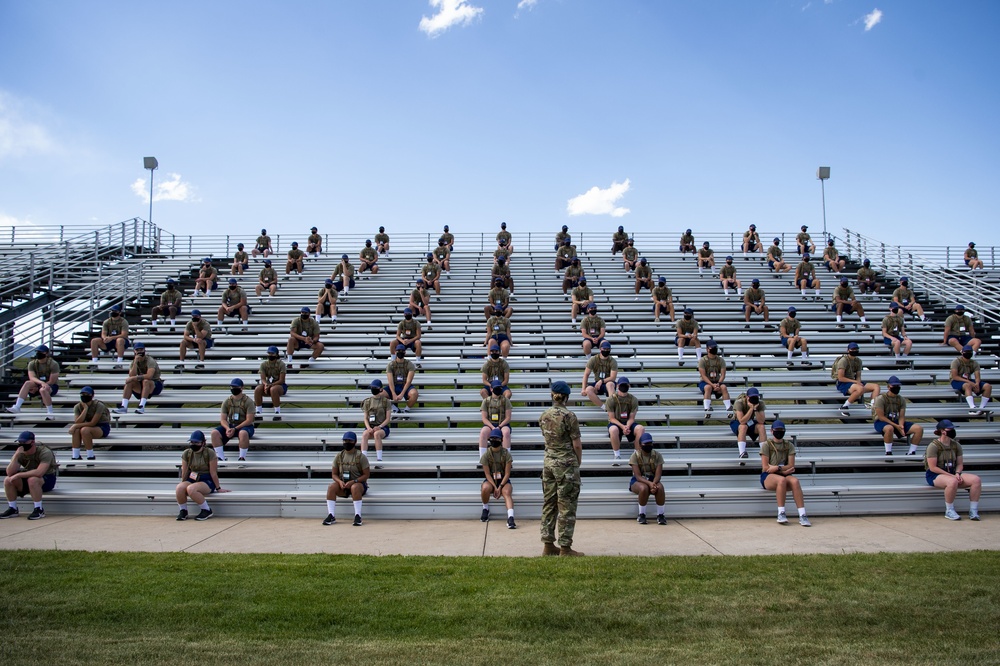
[219,408,231,431]
[500,459,512,487]
[625,408,637,430]
[481,408,493,428]
[782,453,796,476]
[630,463,654,490]
[260,367,270,391]
[403,369,415,394]
[718,367,726,386]
[581,367,591,395]
[572,436,583,465]
[143,363,156,381]
[209,455,227,492]
[501,407,512,429]
[355,462,370,485]
[83,406,103,427]
[736,406,751,425]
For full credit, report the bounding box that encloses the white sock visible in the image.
[737,289,742,296]
[72,448,81,458]
[836,315,842,323]
[256,407,263,414]
[677,348,684,360]
[800,290,806,296]
[966,396,976,408]
[703,399,711,410]
[656,505,665,515]
[214,446,225,458]
[946,502,955,512]
[376,451,383,461]
[286,356,293,363]
[637,504,646,515]
[696,348,703,359]
[738,441,747,454]
[353,500,363,515]
[614,451,621,459]
[239,448,248,458]
[34,501,42,509]
[13,398,24,409]
[46,405,54,414]
[178,503,187,510]
[216,320,223,326]
[723,400,732,409]
[798,507,807,517]
[507,509,514,518]
[170,319,176,325]
[777,508,786,516]
[908,443,917,454]
[483,503,490,510]
[139,398,147,407]
[787,350,793,359]
[802,351,809,358]
[326,500,336,516]
[274,407,280,414]
[9,501,18,509]
[121,399,129,408]
[815,290,821,296]
[884,443,893,454]
[91,357,98,363]
[723,287,729,295]
[980,397,990,409]
[970,501,979,512]
[199,502,210,510]
[860,317,867,323]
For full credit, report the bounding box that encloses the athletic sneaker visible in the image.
[637,514,648,525]
[480,508,490,522]
[799,515,812,527]
[194,508,214,521]
[656,514,667,526]
[353,514,363,526]
[5,405,21,414]
[0,507,19,519]
[135,406,145,415]
[945,508,961,521]
[322,514,336,526]
[839,406,850,416]
[113,406,128,414]
[507,516,516,529]
[28,508,45,520]
[176,509,188,521]
[777,513,788,524]
[969,511,980,521]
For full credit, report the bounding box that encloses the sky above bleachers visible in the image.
[1,1,998,247]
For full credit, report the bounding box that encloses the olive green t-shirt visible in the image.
[586,354,618,380]
[290,316,320,338]
[258,267,277,284]
[182,447,217,474]
[571,286,593,303]
[780,317,800,337]
[698,355,725,382]
[318,287,339,303]
[222,394,254,425]
[422,263,440,281]
[185,318,213,340]
[361,247,376,262]
[833,285,854,302]
[221,287,246,306]
[628,449,663,479]
[951,357,979,379]
[333,262,355,279]
[27,358,59,382]
[719,264,736,279]
[622,247,638,262]
[944,314,973,335]
[259,358,286,383]
[255,235,271,248]
[481,447,513,482]
[732,393,765,420]
[287,249,304,261]
[834,355,861,381]
[362,394,390,427]
[486,316,510,336]
[761,438,795,467]
[16,444,58,476]
[132,355,161,381]
[374,233,389,244]
[795,261,815,281]
[635,264,652,280]
[676,318,698,336]
[481,358,509,383]
[334,449,370,480]
[881,314,905,338]
[480,395,512,425]
[397,319,420,340]
[605,393,638,423]
[101,316,129,338]
[581,315,605,338]
[159,289,182,307]
[652,285,671,301]
[74,400,111,424]
[386,359,416,385]
[871,393,906,421]
[924,438,962,472]
[744,287,765,304]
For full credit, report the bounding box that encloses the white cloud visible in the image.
[516,0,538,13]
[0,91,58,160]
[864,8,883,31]
[131,173,199,203]
[419,0,484,37]
[567,179,631,218]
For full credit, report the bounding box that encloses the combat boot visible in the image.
[559,546,584,557]
[542,542,560,556]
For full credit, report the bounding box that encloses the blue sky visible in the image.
[1,0,998,248]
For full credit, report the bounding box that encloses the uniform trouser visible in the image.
[540,463,581,547]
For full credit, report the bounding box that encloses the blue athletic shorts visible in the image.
[490,333,510,344]
[802,277,814,288]
[698,381,724,395]
[760,472,771,489]
[629,476,654,491]
[874,420,914,435]
[133,380,164,399]
[951,380,984,393]
[608,423,637,442]
[392,383,416,397]
[947,335,972,346]
[15,473,57,497]
[588,382,610,396]
[730,419,759,437]
[30,383,59,397]
[883,336,902,346]
[213,424,255,444]
[98,423,111,437]
[835,381,855,396]
[925,470,939,486]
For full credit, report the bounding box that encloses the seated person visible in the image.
[323,431,370,527]
[697,340,731,416]
[582,340,618,407]
[411,279,435,324]
[795,225,815,255]
[891,277,926,320]
[231,243,249,275]
[871,375,922,458]
[69,386,110,461]
[374,226,390,256]
[1,431,58,521]
[633,258,653,298]
[742,224,761,255]
[178,310,213,369]
[480,344,511,400]
[629,433,666,525]
[254,346,287,422]
[760,420,811,526]
[950,345,992,415]
[963,242,983,270]
[485,277,512,320]
[317,278,339,322]
[384,345,419,413]
[333,255,357,294]
[611,225,628,255]
[731,388,766,463]
[570,278,593,324]
[211,378,255,462]
[579,302,606,356]
[651,276,675,323]
[881,303,911,358]
[359,240,379,275]
[151,278,183,328]
[766,238,791,274]
[795,255,822,300]
[492,256,514,294]
[856,259,880,295]
[742,278,770,328]
[555,237,575,272]
[621,240,639,273]
[6,345,59,419]
[554,224,569,251]
[485,304,513,357]
[421,254,441,295]
[360,381,391,467]
[440,225,455,252]
[943,304,980,354]
[194,258,218,297]
[831,277,867,327]
[562,257,584,297]
[286,307,325,367]
[675,308,702,365]
[697,242,715,276]
[479,382,513,454]
[833,342,880,415]
[822,239,846,273]
[924,420,981,521]
[494,238,512,266]
[306,226,322,257]
[255,259,278,302]
[89,304,130,366]
[779,307,810,365]
[496,222,513,255]
[393,308,423,361]
[719,257,742,299]
[480,428,516,529]
[605,377,644,466]
[115,342,162,415]
[175,430,226,521]
[251,229,272,258]
[679,229,695,254]
[432,238,451,274]
[216,278,249,329]
[285,241,305,277]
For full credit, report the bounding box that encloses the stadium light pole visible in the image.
[143,156,158,225]
[817,166,830,240]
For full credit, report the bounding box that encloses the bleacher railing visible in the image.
[844,228,1000,324]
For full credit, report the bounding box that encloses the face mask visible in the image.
[773,430,785,440]
[490,352,500,359]
[963,352,974,359]
[268,355,278,362]
[726,261,733,266]
[641,444,653,453]
[190,442,204,451]
[231,388,242,396]
[888,386,900,394]
[80,394,93,403]
[396,351,405,359]
[342,441,356,451]
[618,385,629,394]
[708,348,717,355]
[300,315,310,321]
[600,350,610,357]
[371,388,381,396]
[788,313,796,319]
[111,312,121,317]
[192,316,201,322]
[492,387,503,396]
[684,314,692,320]
[35,352,46,360]
[848,350,859,357]
[748,396,759,405]
[136,351,146,357]
[945,429,956,439]
[404,314,413,320]
[489,439,503,448]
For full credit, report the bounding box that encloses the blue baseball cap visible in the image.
[847,342,859,350]
[16,431,35,443]
[133,341,145,350]
[937,419,957,431]
[490,379,503,388]
[403,307,413,315]
[489,428,504,439]
[639,432,653,444]
[230,378,244,388]
[616,376,630,386]
[342,431,357,442]
[599,340,611,349]
[188,430,206,443]
[80,386,94,395]
[551,381,571,395]
[747,387,760,397]
[267,345,279,354]
[191,309,202,317]
[887,375,901,386]
[772,420,786,431]
[369,379,383,389]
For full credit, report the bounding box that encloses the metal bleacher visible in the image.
[2,225,999,520]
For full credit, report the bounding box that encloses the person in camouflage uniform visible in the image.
[539,381,583,556]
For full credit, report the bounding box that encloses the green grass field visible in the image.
[1,550,998,665]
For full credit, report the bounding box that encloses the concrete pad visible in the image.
[861,514,999,552]
[0,515,239,552]
[184,518,487,556]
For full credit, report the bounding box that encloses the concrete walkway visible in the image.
[0,513,995,556]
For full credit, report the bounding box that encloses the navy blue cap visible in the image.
[342,431,357,442]
[16,431,35,443]
[230,378,244,388]
[937,419,957,430]
[369,379,383,389]
[847,342,860,350]
[80,386,94,395]
[887,375,901,386]
[489,428,504,439]
[133,341,145,350]
[300,307,311,314]
[747,387,760,397]
[188,430,206,443]
[490,379,502,388]
[551,381,571,395]
[191,309,202,316]
[267,345,279,354]
[639,432,653,444]
[395,344,406,351]
[599,340,611,349]
[772,420,786,431]
[617,376,629,385]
